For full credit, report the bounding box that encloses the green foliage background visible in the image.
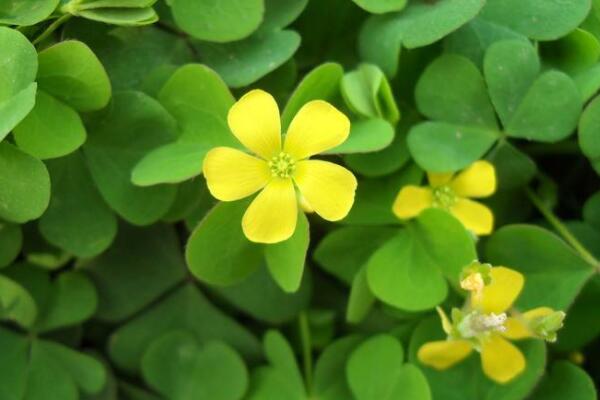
[0,0,599,399]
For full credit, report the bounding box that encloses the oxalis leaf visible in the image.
[366,208,476,311]
[359,0,486,76]
[0,27,37,142]
[142,331,248,400]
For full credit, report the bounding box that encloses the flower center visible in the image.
[458,311,507,339]
[432,185,457,209]
[269,152,296,178]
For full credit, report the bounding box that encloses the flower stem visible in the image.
[32,14,72,45]
[525,187,600,271]
[298,311,313,394]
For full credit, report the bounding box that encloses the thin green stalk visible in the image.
[32,14,72,45]
[298,311,313,394]
[525,187,600,271]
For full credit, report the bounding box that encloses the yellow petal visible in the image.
[481,335,525,384]
[293,160,357,221]
[450,198,494,235]
[418,340,473,370]
[227,89,281,159]
[472,266,524,314]
[242,179,297,244]
[450,160,496,198]
[428,172,454,187]
[392,186,433,219]
[203,147,271,201]
[283,100,350,159]
[502,317,532,340]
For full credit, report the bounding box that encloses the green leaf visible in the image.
[0,0,59,25]
[529,361,597,400]
[142,331,248,400]
[314,226,397,285]
[408,317,547,400]
[170,0,264,42]
[504,71,581,142]
[479,0,591,40]
[367,208,476,310]
[579,94,600,173]
[131,140,211,186]
[35,271,97,333]
[0,27,37,142]
[347,266,376,323]
[344,110,414,177]
[195,30,301,88]
[444,18,527,68]
[84,91,178,225]
[0,275,37,328]
[584,191,600,230]
[313,335,363,399]
[39,152,117,258]
[327,118,394,154]
[246,331,306,400]
[25,340,79,400]
[186,200,264,286]
[259,0,308,32]
[13,91,86,160]
[37,40,111,112]
[131,64,237,185]
[485,225,595,310]
[84,223,186,322]
[347,335,430,400]
[0,223,22,268]
[281,62,344,130]
[407,122,498,172]
[0,142,50,223]
[109,284,261,373]
[73,7,158,26]
[358,0,485,76]
[0,327,28,398]
[211,264,311,324]
[341,64,400,124]
[416,54,497,128]
[158,64,235,122]
[264,212,309,292]
[483,40,539,126]
[352,0,407,14]
[553,276,600,351]
[40,340,106,395]
[64,25,192,92]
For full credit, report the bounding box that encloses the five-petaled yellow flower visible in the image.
[418,265,565,383]
[203,89,357,244]
[393,161,496,235]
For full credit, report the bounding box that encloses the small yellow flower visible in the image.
[418,266,565,384]
[203,89,357,244]
[392,161,496,235]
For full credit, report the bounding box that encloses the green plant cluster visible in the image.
[0,0,599,399]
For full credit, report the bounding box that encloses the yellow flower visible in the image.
[392,161,496,235]
[203,89,358,244]
[418,266,565,384]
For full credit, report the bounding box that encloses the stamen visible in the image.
[432,185,456,209]
[268,152,296,178]
[457,311,507,339]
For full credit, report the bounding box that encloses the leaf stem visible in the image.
[32,13,72,45]
[525,186,600,271]
[298,311,313,394]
